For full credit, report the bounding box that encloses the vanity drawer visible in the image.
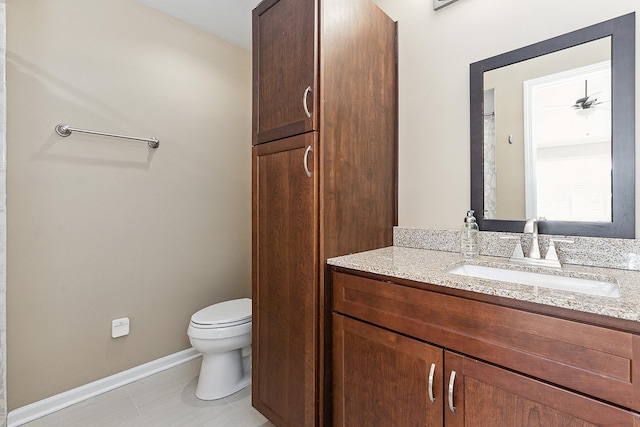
[332,270,640,412]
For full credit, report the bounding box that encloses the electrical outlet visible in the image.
[112,317,130,338]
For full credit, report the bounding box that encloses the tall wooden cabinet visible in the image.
[251,0,398,426]
[253,134,317,426]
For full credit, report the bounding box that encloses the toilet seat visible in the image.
[190,298,252,329]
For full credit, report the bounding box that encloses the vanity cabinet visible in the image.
[332,269,640,426]
[252,0,397,426]
[333,314,444,426]
[444,351,638,426]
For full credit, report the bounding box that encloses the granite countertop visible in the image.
[327,246,640,323]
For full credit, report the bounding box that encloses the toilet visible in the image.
[187,298,252,400]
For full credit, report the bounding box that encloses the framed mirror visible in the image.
[470,13,635,238]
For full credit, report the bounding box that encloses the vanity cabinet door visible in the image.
[444,351,640,427]
[333,270,640,412]
[252,133,317,427]
[252,0,317,145]
[333,314,444,427]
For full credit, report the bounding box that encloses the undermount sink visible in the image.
[446,264,620,298]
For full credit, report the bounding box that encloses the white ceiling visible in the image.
[136,0,261,51]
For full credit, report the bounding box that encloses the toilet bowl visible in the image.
[187,298,252,400]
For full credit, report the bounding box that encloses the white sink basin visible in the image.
[446,264,620,298]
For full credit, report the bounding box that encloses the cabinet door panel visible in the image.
[333,314,443,427]
[252,133,317,427]
[333,271,640,411]
[445,351,640,427]
[253,0,316,144]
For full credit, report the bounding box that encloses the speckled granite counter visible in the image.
[327,246,640,323]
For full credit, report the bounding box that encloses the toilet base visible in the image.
[195,347,251,400]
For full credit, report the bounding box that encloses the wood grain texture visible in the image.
[445,351,640,426]
[333,314,443,427]
[252,0,317,145]
[318,6,398,423]
[252,1,398,425]
[333,266,640,335]
[319,0,397,261]
[252,134,317,427]
[333,270,640,413]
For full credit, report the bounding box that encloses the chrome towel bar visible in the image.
[55,123,159,149]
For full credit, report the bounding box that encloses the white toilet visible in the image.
[187,298,252,400]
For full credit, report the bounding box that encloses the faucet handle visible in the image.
[546,238,574,261]
[500,236,524,259]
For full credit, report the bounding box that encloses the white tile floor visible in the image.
[23,358,275,427]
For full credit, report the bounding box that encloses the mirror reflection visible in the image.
[470,13,635,238]
[483,37,611,222]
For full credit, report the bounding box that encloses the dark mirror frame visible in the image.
[470,13,635,238]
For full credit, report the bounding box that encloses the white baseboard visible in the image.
[7,348,201,427]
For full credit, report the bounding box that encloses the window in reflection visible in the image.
[483,37,611,221]
[524,61,611,222]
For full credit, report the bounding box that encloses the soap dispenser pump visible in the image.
[461,210,479,258]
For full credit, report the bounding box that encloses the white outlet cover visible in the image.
[112,317,130,338]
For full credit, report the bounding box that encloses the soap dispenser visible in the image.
[461,210,479,258]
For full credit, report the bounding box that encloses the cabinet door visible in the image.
[333,314,444,427]
[444,351,640,427]
[252,133,317,427]
[252,0,316,145]
[253,133,318,427]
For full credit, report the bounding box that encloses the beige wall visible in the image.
[7,0,251,410]
[6,0,640,413]
[373,0,639,231]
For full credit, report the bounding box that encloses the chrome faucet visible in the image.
[500,219,573,269]
[523,219,541,259]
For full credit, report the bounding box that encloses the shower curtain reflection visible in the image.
[483,113,496,219]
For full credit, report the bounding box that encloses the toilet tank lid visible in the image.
[191,298,252,327]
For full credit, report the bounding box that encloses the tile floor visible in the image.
[22,358,275,427]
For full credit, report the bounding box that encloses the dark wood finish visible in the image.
[333,270,640,412]
[445,351,640,426]
[333,314,443,427]
[320,0,398,262]
[470,13,635,238]
[332,269,640,425]
[252,0,317,145]
[317,4,398,424]
[252,1,397,426]
[334,265,640,335]
[252,133,317,426]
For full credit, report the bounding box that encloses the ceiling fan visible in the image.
[572,80,606,110]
